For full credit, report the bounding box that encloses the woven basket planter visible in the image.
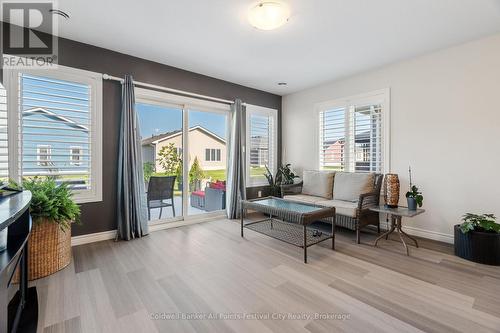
[27,218,72,280]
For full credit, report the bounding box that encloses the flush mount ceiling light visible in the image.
[248,2,290,31]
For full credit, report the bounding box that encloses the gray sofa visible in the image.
[281,171,383,244]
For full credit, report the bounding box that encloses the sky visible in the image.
[136,103,227,139]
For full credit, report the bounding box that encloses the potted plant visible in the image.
[264,164,299,197]
[455,213,500,265]
[22,177,80,280]
[405,166,423,210]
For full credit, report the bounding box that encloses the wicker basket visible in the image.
[27,218,72,280]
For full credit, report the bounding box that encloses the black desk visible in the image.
[0,191,37,333]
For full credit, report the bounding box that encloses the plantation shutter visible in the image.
[351,103,383,172]
[19,73,92,190]
[248,112,275,184]
[319,103,384,173]
[319,107,346,171]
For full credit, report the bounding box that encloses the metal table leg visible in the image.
[395,216,409,255]
[303,225,307,264]
[400,227,419,248]
[374,214,396,246]
[332,219,335,250]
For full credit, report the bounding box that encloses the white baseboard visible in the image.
[71,211,226,246]
[71,230,116,246]
[379,222,453,244]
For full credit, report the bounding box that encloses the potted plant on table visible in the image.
[22,177,80,280]
[455,213,500,265]
[405,166,423,210]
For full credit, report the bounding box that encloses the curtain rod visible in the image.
[102,74,235,105]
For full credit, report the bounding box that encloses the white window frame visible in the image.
[69,146,83,166]
[4,62,103,203]
[245,104,278,187]
[315,88,391,173]
[36,144,52,166]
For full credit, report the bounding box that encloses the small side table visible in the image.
[369,206,425,255]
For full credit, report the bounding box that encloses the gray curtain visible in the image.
[116,75,149,240]
[226,99,246,219]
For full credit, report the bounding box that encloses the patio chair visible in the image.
[147,176,176,219]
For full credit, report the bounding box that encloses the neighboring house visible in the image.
[323,131,374,171]
[249,135,269,167]
[21,107,90,176]
[142,126,226,171]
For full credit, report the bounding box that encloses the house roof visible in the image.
[23,107,89,132]
[325,130,371,145]
[141,125,226,146]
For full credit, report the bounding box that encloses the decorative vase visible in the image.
[407,197,417,211]
[384,173,400,208]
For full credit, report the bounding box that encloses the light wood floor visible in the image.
[31,218,500,333]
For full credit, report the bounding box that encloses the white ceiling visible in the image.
[48,1,500,94]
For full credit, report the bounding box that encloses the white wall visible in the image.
[283,33,500,242]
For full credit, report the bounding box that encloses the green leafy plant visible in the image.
[277,164,298,185]
[459,213,500,234]
[22,177,80,231]
[189,157,205,186]
[157,143,181,175]
[175,161,183,184]
[264,164,299,196]
[143,162,155,183]
[405,185,423,207]
[405,166,423,207]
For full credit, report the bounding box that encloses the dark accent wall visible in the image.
[1,23,281,236]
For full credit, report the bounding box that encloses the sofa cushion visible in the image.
[301,170,335,199]
[333,172,375,202]
[316,199,358,218]
[283,194,325,205]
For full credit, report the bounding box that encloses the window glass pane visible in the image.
[216,149,221,161]
[188,110,228,216]
[20,73,91,190]
[136,102,183,222]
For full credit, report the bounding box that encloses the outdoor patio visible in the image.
[147,195,208,221]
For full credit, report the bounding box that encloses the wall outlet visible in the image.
[257,190,262,197]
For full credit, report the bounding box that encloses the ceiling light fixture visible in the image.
[278,82,287,86]
[248,2,290,31]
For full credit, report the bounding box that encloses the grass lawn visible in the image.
[152,166,269,190]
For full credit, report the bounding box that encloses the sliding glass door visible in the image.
[136,88,230,224]
[136,102,184,222]
[187,109,228,216]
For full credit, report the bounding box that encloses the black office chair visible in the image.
[146,176,176,220]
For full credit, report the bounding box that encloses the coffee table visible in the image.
[370,206,426,255]
[240,197,336,263]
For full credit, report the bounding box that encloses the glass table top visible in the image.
[249,198,322,213]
